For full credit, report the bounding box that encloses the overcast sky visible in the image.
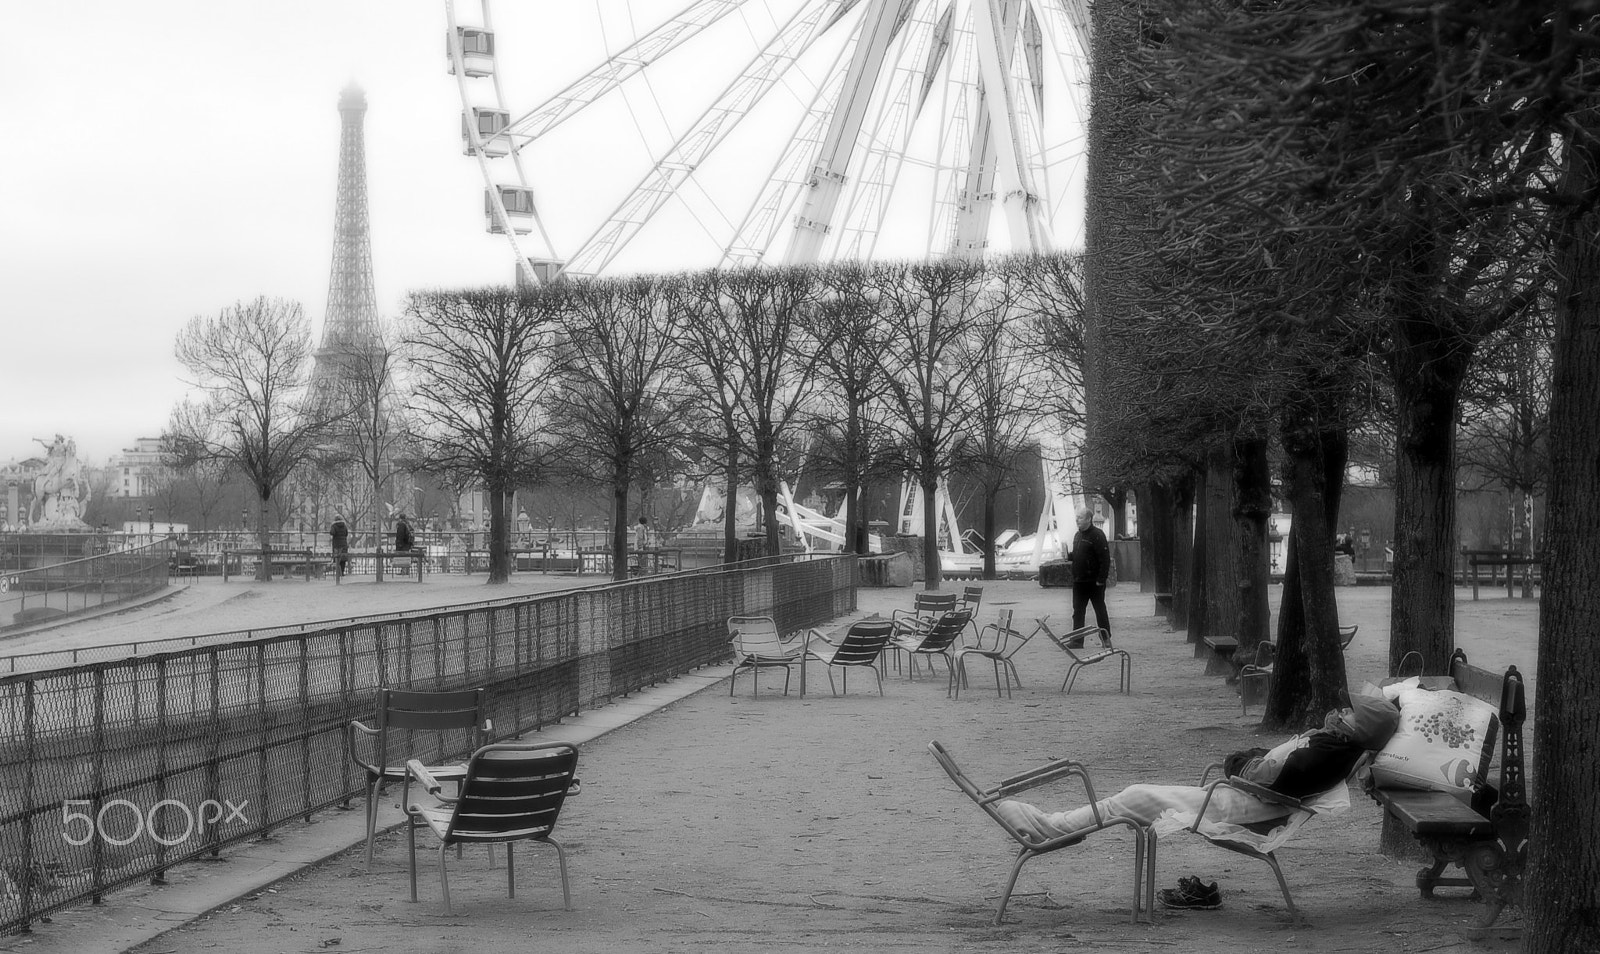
[1,1,1083,466]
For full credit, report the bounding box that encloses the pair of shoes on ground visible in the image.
[1159,875,1221,910]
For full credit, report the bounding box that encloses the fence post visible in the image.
[206,649,221,856]
[20,682,38,930]
[90,665,107,896]
[299,639,312,821]
[255,643,270,840]
[151,658,170,883]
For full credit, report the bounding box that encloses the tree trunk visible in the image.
[1169,474,1193,631]
[487,483,510,584]
[921,477,942,589]
[1100,486,1126,540]
[981,485,998,580]
[1525,122,1600,954]
[1199,445,1239,646]
[722,457,739,565]
[843,479,859,555]
[1266,418,1347,730]
[1388,320,1470,677]
[1185,467,1206,642]
[758,464,781,557]
[852,479,869,555]
[1138,482,1173,594]
[610,478,629,583]
[1233,437,1273,658]
[254,492,272,582]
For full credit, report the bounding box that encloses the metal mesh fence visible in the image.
[0,540,171,634]
[0,554,853,931]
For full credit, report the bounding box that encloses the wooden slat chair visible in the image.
[347,687,493,868]
[727,615,810,697]
[804,618,896,696]
[929,741,1155,925]
[403,741,581,912]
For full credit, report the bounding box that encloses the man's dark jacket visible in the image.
[1069,525,1109,585]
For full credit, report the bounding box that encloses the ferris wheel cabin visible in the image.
[520,259,565,286]
[447,27,495,77]
[462,107,511,156]
[486,186,537,234]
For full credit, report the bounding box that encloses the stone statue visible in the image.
[30,434,91,531]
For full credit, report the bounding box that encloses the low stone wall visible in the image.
[859,552,914,587]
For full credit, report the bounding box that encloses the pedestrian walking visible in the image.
[330,513,350,582]
[1066,507,1112,648]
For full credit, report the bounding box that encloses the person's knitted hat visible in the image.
[1331,687,1402,750]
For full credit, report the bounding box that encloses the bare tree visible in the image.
[871,260,995,588]
[954,264,1053,579]
[677,267,823,557]
[404,286,559,584]
[544,275,691,581]
[168,297,336,579]
[808,263,897,555]
[1459,312,1554,596]
[321,328,415,542]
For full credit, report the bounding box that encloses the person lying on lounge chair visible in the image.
[994,690,1400,841]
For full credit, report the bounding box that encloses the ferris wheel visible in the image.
[443,0,1091,284]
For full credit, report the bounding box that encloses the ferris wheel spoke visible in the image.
[928,8,976,257]
[1047,0,1091,59]
[970,0,1051,251]
[499,0,750,148]
[833,1,944,260]
[721,13,862,267]
[566,0,856,277]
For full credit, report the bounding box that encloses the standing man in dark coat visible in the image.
[1066,507,1112,648]
[330,513,350,581]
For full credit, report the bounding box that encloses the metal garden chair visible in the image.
[929,741,1155,925]
[403,740,581,913]
[951,609,1034,699]
[804,617,896,696]
[347,687,493,867]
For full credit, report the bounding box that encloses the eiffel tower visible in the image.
[314,83,381,382]
[300,84,389,537]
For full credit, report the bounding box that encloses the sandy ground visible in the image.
[3,575,1539,954]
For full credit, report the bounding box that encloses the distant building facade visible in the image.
[107,437,169,499]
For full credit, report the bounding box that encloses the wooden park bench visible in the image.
[222,548,329,582]
[1365,649,1526,937]
[1197,624,1355,679]
[1461,548,1541,600]
[338,549,428,583]
[1198,634,1238,676]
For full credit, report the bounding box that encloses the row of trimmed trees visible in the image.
[166,257,1089,584]
[1084,2,1597,946]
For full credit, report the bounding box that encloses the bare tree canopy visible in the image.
[678,266,824,556]
[544,274,693,581]
[404,286,559,583]
[167,296,335,579]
